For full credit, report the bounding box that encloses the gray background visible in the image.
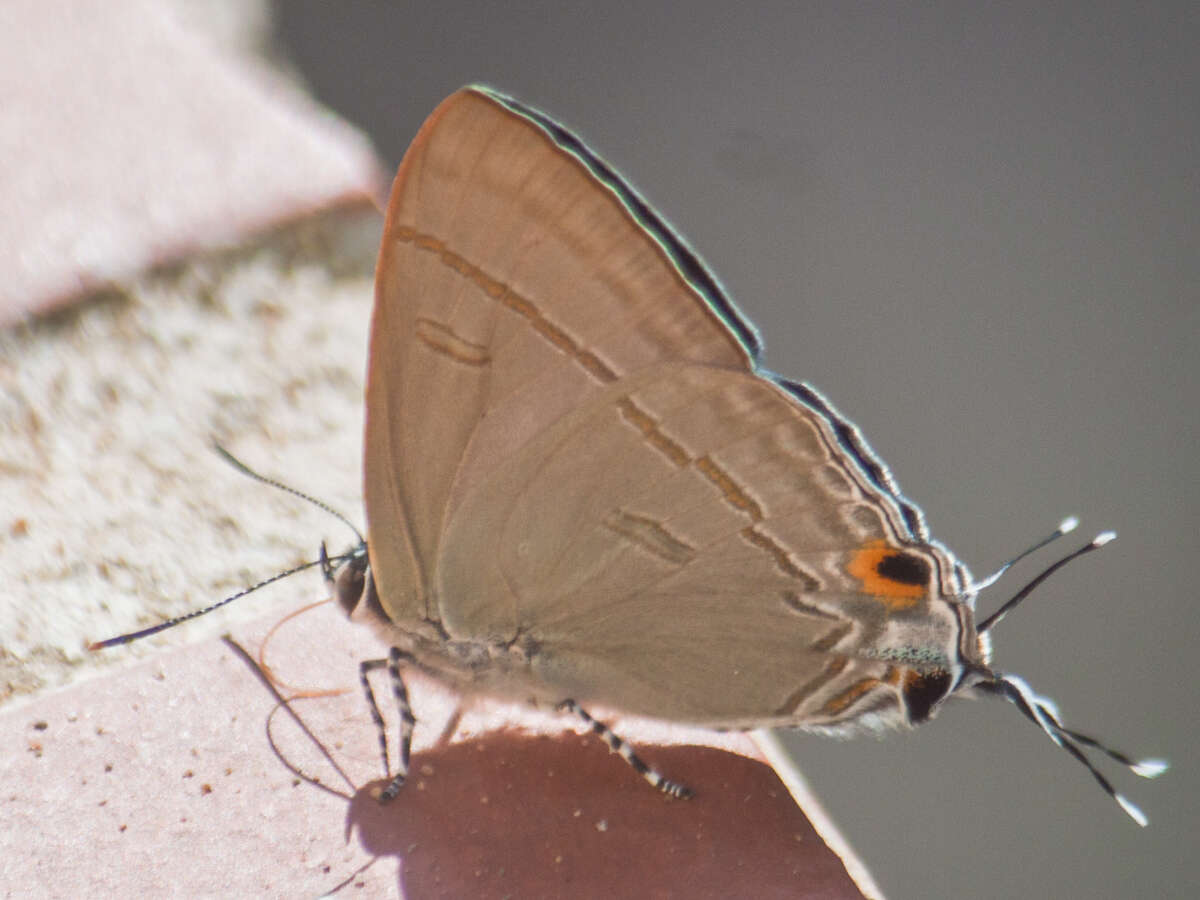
[273,2,1195,897]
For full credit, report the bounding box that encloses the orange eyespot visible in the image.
[847,540,928,608]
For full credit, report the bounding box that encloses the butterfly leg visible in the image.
[358,647,415,802]
[433,705,464,749]
[557,699,693,798]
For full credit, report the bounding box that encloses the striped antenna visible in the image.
[87,557,335,649]
[89,445,363,650]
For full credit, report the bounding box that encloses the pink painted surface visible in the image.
[0,0,383,327]
[3,601,869,897]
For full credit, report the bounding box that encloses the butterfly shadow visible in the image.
[225,635,869,899]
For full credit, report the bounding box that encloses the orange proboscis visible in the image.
[257,597,351,700]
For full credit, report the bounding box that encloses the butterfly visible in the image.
[322,87,1164,818]
[93,85,1162,823]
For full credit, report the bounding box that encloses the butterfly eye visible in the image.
[328,545,370,619]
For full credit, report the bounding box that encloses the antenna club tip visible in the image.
[85,637,117,651]
[1059,515,1080,534]
[1093,531,1117,547]
[1116,794,1149,827]
[1133,759,1169,779]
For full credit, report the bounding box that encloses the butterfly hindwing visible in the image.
[436,362,965,725]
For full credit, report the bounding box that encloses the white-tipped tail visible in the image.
[1133,758,1169,779]
[1116,794,1149,827]
[1093,530,1117,547]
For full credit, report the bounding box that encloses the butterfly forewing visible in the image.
[366,88,758,628]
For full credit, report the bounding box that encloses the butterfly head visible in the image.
[320,539,375,625]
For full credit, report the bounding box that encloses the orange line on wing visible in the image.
[695,455,763,520]
[394,225,619,383]
[820,676,882,716]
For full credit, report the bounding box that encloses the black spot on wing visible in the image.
[875,551,931,587]
[903,670,953,723]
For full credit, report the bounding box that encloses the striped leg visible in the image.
[557,700,693,799]
[358,647,415,802]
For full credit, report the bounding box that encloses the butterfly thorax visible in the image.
[332,547,567,702]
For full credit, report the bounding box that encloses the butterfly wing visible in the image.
[436,361,969,727]
[366,87,758,627]
[367,87,972,730]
